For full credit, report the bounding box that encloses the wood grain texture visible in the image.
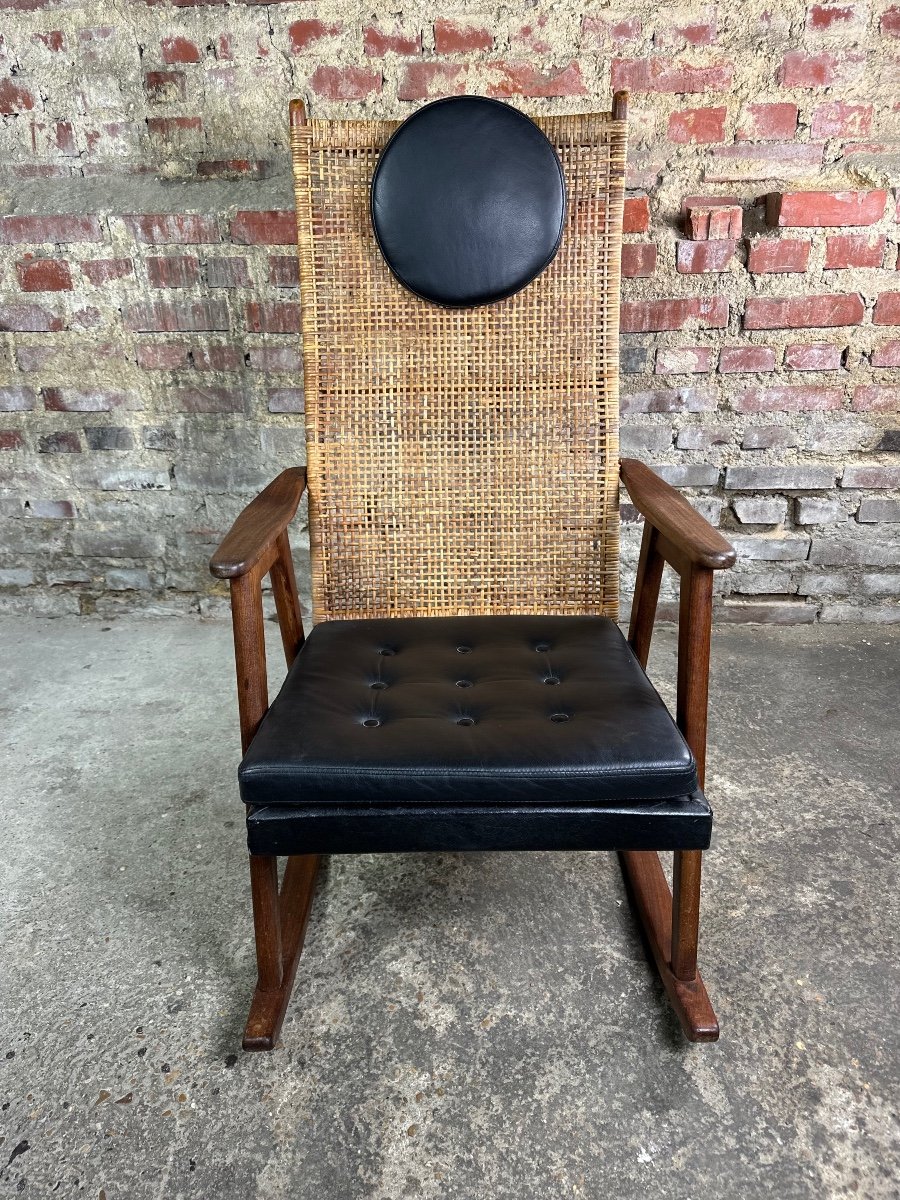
[628,522,664,669]
[209,467,307,580]
[271,529,305,667]
[620,458,736,571]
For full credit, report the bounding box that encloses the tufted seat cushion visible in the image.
[239,615,699,811]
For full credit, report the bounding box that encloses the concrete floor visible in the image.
[0,616,898,1199]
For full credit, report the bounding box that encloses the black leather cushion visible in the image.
[239,615,699,809]
[371,96,566,307]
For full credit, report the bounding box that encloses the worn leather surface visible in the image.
[239,615,699,811]
[246,793,712,855]
[370,95,566,307]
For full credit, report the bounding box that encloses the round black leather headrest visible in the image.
[371,96,566,308]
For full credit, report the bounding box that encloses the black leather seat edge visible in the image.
[245,793,712,856]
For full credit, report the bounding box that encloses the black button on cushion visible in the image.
[239,615,698,809]
[371,95,566,308]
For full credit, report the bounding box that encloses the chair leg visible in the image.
[243,852,321,1051]
[619,849,719,1042]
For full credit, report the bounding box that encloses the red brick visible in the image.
[135,342,190,370]
[191,345,243,371]
[658,9,718,45]
[123,300,229,333]
[161,36,200,64]
[363,24,421,56]
[16,258,72,291]
[677,240,736,273]
[288,19,342,53]
[747,239,811,274]
[398,63,468,100]
[0,79,36,114]
[0,304,64,332]
[512,14,552,53]
[851,386,900,412]
[611,58,733,93]
[623,194,650,234]
[147,116,202,140]
[144,70,186,102]
[43,387,127,411]
[785,343,844,370]
[811,101,872,139]
[767,190,887,227]
[621,243,657,278]
[874,293,900,325]
[147,255,199,288]
[245,301,300,334]
[230,210,295,245]
[486,61,586,98]
[736,102,798,141]
[881,6,900,35]
[686,204,742,240]
[734,385,843,412]
[581,14,642,44]
[872,341,900,367]
[123,213,219,244]
[668,105,726,144]
[247,346,303,372]
[33,31,66,52]
[196,160,268,180]
[620,387,718,414]
[824,233,885,269]
[0,431,25,451]
[172,387,243,413]
[806,2,861,29]
[81,258,133,284]
[744,294,864,329]
[54,121,76,155]
[434,19,493,53]
[655,347,715,374]
[719,346,776,373]
[267,388,304,413]
[268,255,299,286]
[621,297,728,333]
[309,66,381,100]
[0,215,104,244]
[777,50,867,86]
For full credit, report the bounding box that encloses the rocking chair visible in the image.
[210,91,736,1051]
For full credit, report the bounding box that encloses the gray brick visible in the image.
[619,425,673,455]
[819,604,900,624]
[857,498,900,523]
[99,470,171,491]
[620,345,649,374]
[809,535,900,566]
[860,573,900,596]
[717,600,816,624]
[733,497,788,525]
[621,387,717,416]
[729,533,810,561]
[106,568,152,591]
[805,419,876,454]
[796,498,845,524]
[740,426,799,450]
[0,568,35,587]
[875,430,900,453]
[0,387,37,412]
[796,571,851,596]
[84,426,135,451]
[726,567,796,594]
[142,426,179,451]
[725,466,836,491]
[651,464,720,488]
[675,425,731,450]
[74,530,166,559]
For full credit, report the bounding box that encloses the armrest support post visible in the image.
[231,570,269,755]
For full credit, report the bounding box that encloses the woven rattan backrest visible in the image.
[290,101,627,624]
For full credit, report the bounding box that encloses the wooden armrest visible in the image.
[210,467,307,579]
[620,458,736,571]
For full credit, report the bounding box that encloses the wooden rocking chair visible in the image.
[210,91,736,1051]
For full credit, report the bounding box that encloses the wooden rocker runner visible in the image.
[210,91,736,1051]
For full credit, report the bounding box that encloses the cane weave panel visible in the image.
[290,108,627,624]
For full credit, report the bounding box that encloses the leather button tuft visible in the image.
[544,676,560,685]
[456,645,472,654]
[550,712,570,723]
[370,681,388,690]
[362,717,381,728]
[378,648,396,656]
[456,716,475,726]
[534,642,550,652]
[455,679,472,688]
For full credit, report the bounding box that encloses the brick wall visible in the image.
[0,1,898,622]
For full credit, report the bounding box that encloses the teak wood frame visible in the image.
[210,457,735,1050]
